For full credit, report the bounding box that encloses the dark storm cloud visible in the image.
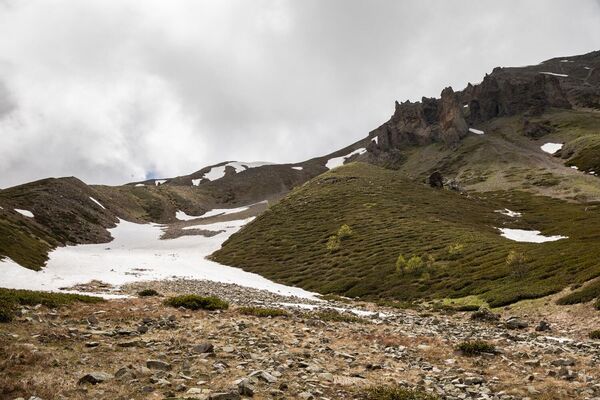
[0,0,599,187]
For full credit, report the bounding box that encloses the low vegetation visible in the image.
[237,306,289,318]
[0,288,102,322]
[556,279,600,305]
[314,309,366,323]
[164,295,228,311]
[456,340,497,356]
[137,288,160,297]
[362,385,438,400]
[589,330,600,340]
[214,162,600,307]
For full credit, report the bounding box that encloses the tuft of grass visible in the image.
[456,340,496,356]
[137,288,160,297]
[556,279,600,305]
[313,309,366,323]
[0,288,103,323]
[589,330,600,340]
[595,298,600,310]
[238,306,289,318]
[362,385,439,400]
[164,295,228,311]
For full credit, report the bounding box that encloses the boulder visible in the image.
[146,359,172,371]
[78,372,113,385]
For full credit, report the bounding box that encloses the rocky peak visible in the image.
[369,86,468,153]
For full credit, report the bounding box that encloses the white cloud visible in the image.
[0,0,599,187]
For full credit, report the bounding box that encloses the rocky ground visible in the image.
[1,280,599,400]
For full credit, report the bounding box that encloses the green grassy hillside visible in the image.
[212,163,600,306]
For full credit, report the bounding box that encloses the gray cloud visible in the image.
[0,0,599,187]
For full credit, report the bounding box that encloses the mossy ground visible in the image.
[213,162,600,306]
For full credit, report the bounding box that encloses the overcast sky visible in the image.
[0,0,599,187]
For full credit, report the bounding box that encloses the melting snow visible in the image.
[191,178,201,186]
[0,218,316,299]
[571,166,579,170]
[541,143,563,154]
[183,217,255,231]
[155,180,166,186]
[498,228,567,243]
[495,209,522,218]
[292,166,303,171]
[540,72,568,77]
[89,197,106,210]
[176,210,201,221]
[135,183,144,187]
[469,128,484,135]
[372,136,379,144]
[176,204,257,222]
[15,209,34,218]
[326,148,367,170]
[278,302,384,318]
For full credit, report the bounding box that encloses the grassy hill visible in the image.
[212,162,600,306]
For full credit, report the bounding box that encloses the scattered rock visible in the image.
[146,359,172,371]
[78,372,113,385]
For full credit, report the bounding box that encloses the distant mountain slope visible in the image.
[212,163,600,306]
[2,50,599,280]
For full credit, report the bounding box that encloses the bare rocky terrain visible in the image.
[1,281,599,400]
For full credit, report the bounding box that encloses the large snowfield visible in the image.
[0,215,316,299]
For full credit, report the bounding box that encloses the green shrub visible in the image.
[506,250,528,277]
[337,224,353,239]
[456,340,496,356]
[363,385,438,400]
[137,289,160,297]
[314,309,366,323]
[589,330,600,340]
[395,255,407,274]
[164,295,229,311]
[0,299,16,323]
[238,306,289,318]
[446,243,464,259]
[406,256,424,274]
[595,298,600,310]
[326,235,341,252]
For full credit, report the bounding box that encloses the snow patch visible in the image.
[540,143,563,154]
[540,72,568,77]
[135,183,144,187]
[15,209,34,218]
[202,161,273,182]
[469,128,484,135]
[326,148,367,170]
[292,166,303,171]
[498,228,567,243]
[0,218,316,299]
[89,197,106,210]
[372,136,379,144]
[155,180,166,186]
[183,217,255,231]
[176,210,201,221]
[191,178,201,186]
[571,166,579,170]
[495,209,522,218]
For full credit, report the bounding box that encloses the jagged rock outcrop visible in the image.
[369,87,468,153]
[461,70,571,122]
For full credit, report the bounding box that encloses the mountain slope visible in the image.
[212,162,600,306]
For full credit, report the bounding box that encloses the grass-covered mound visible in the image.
[456,340,497,356]
[164,295,228,311]
[213,162,600,306]
[0,288,102,322]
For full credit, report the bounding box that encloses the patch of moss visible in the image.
[362,386,438,400]
[456,340,496,356]
[164,295,228,311]
[0,288,103,323]
[237,306,289,318]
